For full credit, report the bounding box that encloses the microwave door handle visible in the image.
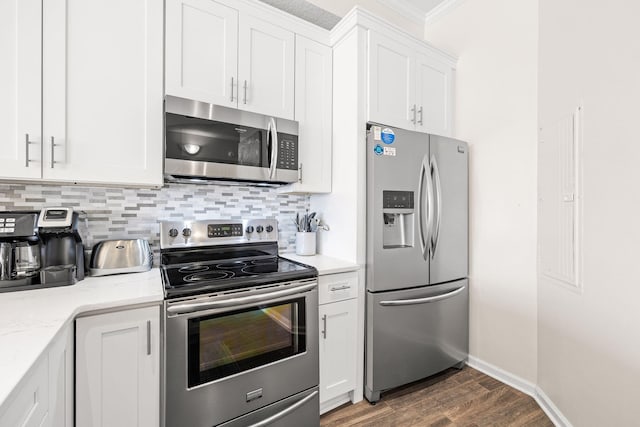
[268,117,278,180]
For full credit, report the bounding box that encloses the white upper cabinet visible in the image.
[0,0,163,186]
[416,53,453,136]
[368,31,416,131]
[238,15,295,119]
[166,0,238,108]
[166,0,295,119]
[368,29,454,136]
[42,0,163,186]
[281,35,332,194]
[0,0,42,180]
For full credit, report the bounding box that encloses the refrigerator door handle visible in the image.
[418,155,434,260]
[379,286,465,306]
[425,156,435,258]
[430,155,442,258]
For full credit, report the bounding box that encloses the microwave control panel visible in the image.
[277,138,298,170]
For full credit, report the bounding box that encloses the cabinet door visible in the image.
[42,0,163,186]
[0,355,49,427]
[416,53,453,136]
[319,298,358,404]
[48,326,74,427]
[76,306,160,427]
[0,0,42,180]
[238,15,294,119]
[282,35,332,194]
[368,31,416,130]
[166,0,238,108]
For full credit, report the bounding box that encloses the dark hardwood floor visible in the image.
[320,367,553,427]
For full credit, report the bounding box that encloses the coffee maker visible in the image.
[0,208,86,293]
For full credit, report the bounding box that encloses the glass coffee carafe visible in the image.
[13,241,41,278]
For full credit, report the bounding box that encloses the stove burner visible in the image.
[184,270,234,282]
[242,264,279,275]
[251,258,278,265]
[178,264,209,274]
[217,261,247,269]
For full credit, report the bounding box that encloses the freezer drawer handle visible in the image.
[246,390,318,427]
[379,286,465,306]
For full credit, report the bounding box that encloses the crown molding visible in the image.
[374,0,426,26]
[424,0,469,25]
[330,6,457,67]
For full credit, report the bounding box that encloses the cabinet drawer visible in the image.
[318,271,358,305]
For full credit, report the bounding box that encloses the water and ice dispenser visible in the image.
[382,190,414,248]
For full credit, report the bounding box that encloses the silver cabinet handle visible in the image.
[243,80,248,104]
[321,314,327,339]
[418,106,423,125]
[380,286,465,306]
[50,136,56,168]
[411,104,416,124]
[247,390,318,427]
[330,284,350,292]
[25,134,33,167]
[167,281,317,315]
[230,77,235,102]
[430,155,442,258]
[146,320,151,355]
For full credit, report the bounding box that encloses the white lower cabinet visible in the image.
[0,325,73,427]
[318,271,358,411]
[75,305,160,427]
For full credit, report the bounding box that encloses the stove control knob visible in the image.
[246,226,254,233]
[182,228,192,238]
[168,228,178,238]
[256,225,264,233]
[266,225,274,233]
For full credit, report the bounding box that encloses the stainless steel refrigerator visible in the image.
[365,123,469,403]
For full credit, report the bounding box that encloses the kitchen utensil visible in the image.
[89,239,152,276]
[13,242,40,278]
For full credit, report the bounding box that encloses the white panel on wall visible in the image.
[538,107,582,290]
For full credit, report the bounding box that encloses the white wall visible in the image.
[424,0,539,383]
[307,0,424,39]
[538,1,640,425]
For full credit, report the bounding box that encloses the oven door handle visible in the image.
[247,390,318,427]
[166,282,317,315]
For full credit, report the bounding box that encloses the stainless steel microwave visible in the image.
[164,96,299,185]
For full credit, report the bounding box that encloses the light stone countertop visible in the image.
[280,253,360,275]
[0,268,164,408]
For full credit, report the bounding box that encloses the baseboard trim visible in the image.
[534,386,573,427]
[320,393,352,415]
[466,356,571,427]
[466,355,536,396]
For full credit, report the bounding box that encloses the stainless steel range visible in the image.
[160,218,319,427]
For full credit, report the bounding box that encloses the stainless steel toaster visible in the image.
[89,239,153,276]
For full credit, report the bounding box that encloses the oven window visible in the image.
[187,297,306,387]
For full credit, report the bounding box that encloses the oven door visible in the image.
[164,279,318,427]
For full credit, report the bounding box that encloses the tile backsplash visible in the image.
[0,182,309,261]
